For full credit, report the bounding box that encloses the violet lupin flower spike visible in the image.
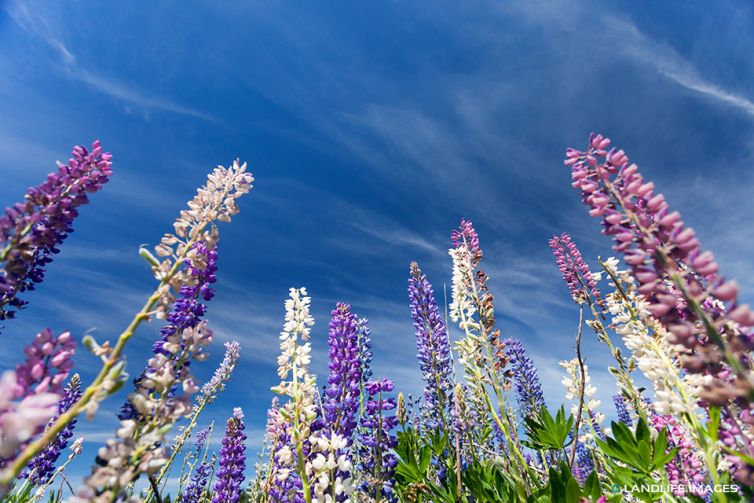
[76,244,217,500]
[212,408,247,503]
[322,302,362,439]
[0,331,74,465]
[505,338,545,421]
[0,141,112,324]
[548,233,602,307]
[612,394,632,427]
[358,378,398,502]
[13,329,75,397]
[201,340,241,402]
[356,317,373,385]
[182,460,212,503]
[565,134,754,405]
[23,374,82,485]
[408,262,453,429]
[119,242,219,422]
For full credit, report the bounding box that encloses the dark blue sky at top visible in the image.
[1,0,754,487]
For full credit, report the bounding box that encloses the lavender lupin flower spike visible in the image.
[505,338,545,421]
[548,232,602,307]
[23,374,82,485]
[183,461,212,503]
[612,394,632,427]
[0,329,76,464]
[201,340,241,401]
[212,408,247,503]
[322,302,362,439]
[408,261,453,429]
[358,378,398,502]
[566,134,754,404]
[0,141,112,324]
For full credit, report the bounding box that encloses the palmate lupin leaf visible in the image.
[522,405,574,452]
[595,418,678,502]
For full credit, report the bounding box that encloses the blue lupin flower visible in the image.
[182,461,212,503]
[613,394,633,427]
[23,375,82,484]
[212,408,247,503]
[505,338,545,421]
[408,262,453,430]
[358,378,398,502]
[322,303,362,439]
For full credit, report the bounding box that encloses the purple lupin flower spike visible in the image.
[573,442,594,485]
[201,340,240,402]
[182,461,212,503]
[154,241,218,354]
[322,303,362,439]
[194,425,211,453]
[23,374,82,484]
[566,134,754,406]
[119,242,219,421]
[358,378,398,502]
[212,408,247,503]
[0,332,74,461]
[652,414,707,497]
[408,262,453,429]
[612,394,632,427]
[356,318,373,385]
[13,329,75,398]
[548,233,602,307]
[505,338,545,421]
[0,141,112,324]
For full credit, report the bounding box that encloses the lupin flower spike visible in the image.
[212,408,247,503]
[322,302,362,439]
[0,141,112,324]
[23,374,82,485]
[566,134,754,405]
[0,330,76,468]
[505,338,545,421]
[358,378,399,502]
[201,340,241,402]
[548,232,602,307]
[408,262,454,429]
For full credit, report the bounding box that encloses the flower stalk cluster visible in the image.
[0,161,253,488]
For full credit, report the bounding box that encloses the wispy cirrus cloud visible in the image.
[608,16,754,120]
[4,1,215,121]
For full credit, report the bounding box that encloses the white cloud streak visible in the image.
[610,16,754,119]
[4,1,215,121]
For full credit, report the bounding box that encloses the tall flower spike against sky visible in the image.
[1,0,754,489]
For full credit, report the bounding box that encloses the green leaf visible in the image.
[565,477,582,503]
[584,471,602,501]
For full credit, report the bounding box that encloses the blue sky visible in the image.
[1,0,754,490]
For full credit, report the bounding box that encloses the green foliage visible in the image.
[523,406,574,452]
[462,460,521,502]
[595,419,676,502]
[526,461,604,503]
